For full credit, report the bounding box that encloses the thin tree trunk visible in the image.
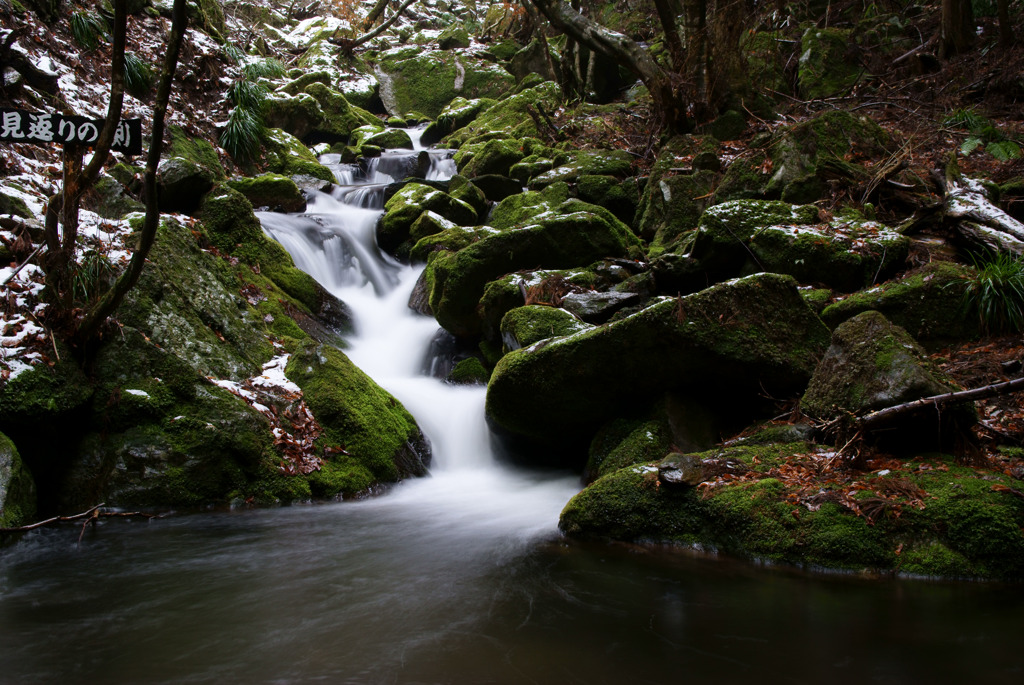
[938,0,974,58]
[363,0,391,30]
[997,0,1011,48]
[74,0,189,346]
[653,0,684,71]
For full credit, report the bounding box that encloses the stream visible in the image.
[1,133,1022,684]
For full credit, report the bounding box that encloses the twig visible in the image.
[857,376,1024,431]
[0,503,105,532]
[0,242,45,287]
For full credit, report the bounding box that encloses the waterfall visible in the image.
[257,132,579,531]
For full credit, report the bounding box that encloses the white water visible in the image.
[258,135,581,544]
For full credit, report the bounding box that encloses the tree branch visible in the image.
[856,376,1024,431]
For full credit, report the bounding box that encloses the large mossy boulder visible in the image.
[486,273,831,445]
[0,431,36,527]
[801,310,966,425]
[373,46,515,119]
[121,214,273,380]
[690,201,909,291]
[426,201,641,337]
[560,444,1024,580]
[716,110,891,204]
[286,343,431,489]
[478,267,601,342]
[821,261,978,344]
[157,157,217,214]
[527,149,634,189]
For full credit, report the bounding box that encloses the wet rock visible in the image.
[471,174,523,202]
[0,430,36,527]
[227,173,306,213]
[500,305,592,353]
[560,290,640,324]
[157,157,216,214]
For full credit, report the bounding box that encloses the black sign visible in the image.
[0,108,142,155]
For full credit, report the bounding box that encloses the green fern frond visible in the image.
[219,107,265,162]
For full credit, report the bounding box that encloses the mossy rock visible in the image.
[83,174,145,219]
[0,430,37,527]
[460,138,525,178]
[446,81,562,147]
[374,46,515,119]
[279,70,334,96]
[377,183,478,259]
[802,310,966,424]
[305,82,380,132]
[409,224,503,263]
[157,157,217,214]
[426,200,641,337]
[486,273,830,445]
[798,27,862,100]
[445,357,490,385]
[0,189,32,218]
[448,175,488,218]
[577,175,639,226]
[261,128,335,184]
[488,182,570,229]
[708,110,747,141]
[561,446,1024,580]
[286,343,431,490]
[437,25,470,50]
[741,30,792,94]
[821,261,979,344]
[500,305,592,353]
[226,173,305,213]
[716,110,891,204]
[421,97,498,146]
[527,149,634,189]
[167,125,225,181]
[478,267,600,343]
[691,201,908,291]
[120,215,273,380]
[635,135,718,248]
[585,416,671,483]
[365,128,413,150]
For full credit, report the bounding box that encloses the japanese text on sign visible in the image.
[0,108,143,155]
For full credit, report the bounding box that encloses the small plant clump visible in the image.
[69,9,108,51]
[944,108,1023,162]
[962,252,1024,335]
[219,57,285,163]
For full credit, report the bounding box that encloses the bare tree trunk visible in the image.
[74,0,189,347]
[363,0,391,30]
[857,377,1024,431]
[336,0,420,51]
[653,0,684,71]
[938,0,974,58]
[997,0,1012,48]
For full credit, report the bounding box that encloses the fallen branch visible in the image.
[856,376,1024,431]
[0,503,168,541]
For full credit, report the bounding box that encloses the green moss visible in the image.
[168,125,225,180]
[500,305,592,353]
[586,417,671,481]
[286,343,429,491]
[446,357,490,385]
[261,128,335,183]
[0,431,36,527]
[798,27,861,99]
[226,173,305,212]
[0,189,32,218]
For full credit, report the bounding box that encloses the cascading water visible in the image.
[258,132,581,539]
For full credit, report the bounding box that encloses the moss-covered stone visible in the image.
[226,173,305,212]
[279,70,334,96]
[286,343,430,491]
[421,97,498,146]
[577,174,639,226]
[0,189,31,218]
[446,81,563,147]
[716,110,891,204]
[121,214,273,380]
[437,25,470,50]
[378,182,478,259]
[560,447,1024,580]
[374,46,515,119]
[365,128,413,150]
[261,128,335,184]
[528,149,634,188]
[585,417,671,482]
[488,183,570,229]
[426,200,641,337]
[446,357,490,385]
[486,273,830,444]
[821,261,979,344]
[478,268,600,343]
[460,138,525,178]
[82,174,145,219]
[500,305,592,353]
[0,430,36,527]
[802,310,964,422]
[798,27,862,100]
[691,201,908,291]
[167,125,226,181]
[157,157,217,214]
